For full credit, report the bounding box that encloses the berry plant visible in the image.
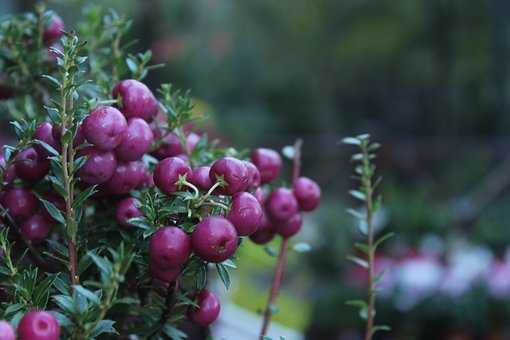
[0,5,321,340]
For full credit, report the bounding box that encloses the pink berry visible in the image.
[251,148,282,184]
[0,320,15,340]
[209,157,249,195]
[293,176,321,211]
[244,161,261,189]
[18,310,60,340]
[190,166,212,191]
[150,227,191,268]
[227,192,263,236]
[77,147,117,184]
[112,79,158,121]
[188,289,220,326]
[154,157,192,195]
[192,216,238,262]
[115,118,154,161]
[150,262,181,283]
[253,187,266,204]
[138,167,154,188]
[1,188,38,222]
[83,106,127,150]
[153,131,200,159]
[20,214,51,243]
[249,212,275,244]
[115,197,143,227]
[266,188,298,222]
[34,122,60,156]
[43,14,64,43]
[276,213,302,238]
[15,147,50,183]
[0,154,17,186]
[103,161,145,195]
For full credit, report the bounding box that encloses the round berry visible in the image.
[192,217,238,262]
[15,147,49,183]
[188,289,220,327]
[150,227,191,268]
[103,161,145,195]
[18,310,60,340]
[250,148,282,184]
[227,192,263,236]
[154,157,192,195]
[249,212,275,244]
[0,154,17,186]
[34,122,60,156]
[0,320,15,340]
[115,118,154,161]
[138,167,154,188]
[77,147,117,185]
[276,213,302,238]
[266,188,298,222]
[1,188,38,222]
[20,214,51,243]
[191,166,212,191]
[43,14,64,43]
[83,106,127,150]
[253,187,266,204]
[115,197,143,227]
[153,131,200,159]
[209,157,249,195]
[112,79,158,121]
[244,161,261,189]
[150,262,181,283]
[293,176,321,211]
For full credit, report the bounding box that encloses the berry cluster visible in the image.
[0,311,59,340]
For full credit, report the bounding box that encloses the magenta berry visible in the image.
[15,147,50,183]
[154,157,192,195]
[154,131,200,159]
[18,310,60,340]
[115,197,143,227]
[78,147,117,184]
[190,166,212,191]
[244,161,261,189]
[34,122,60,156]
[250,148,282,184]
[115,118,154,161]
[43,14,64,43]
[266,187,298,222]
[192,216,238,262]
[112,79,158,121]
[188,289,221,326]
[138,167,154,188]
[0,320,15,340]
[1,188,38,222]
[209,157,249,195]
[293,176,321,211]
[253,187,266,204]
[52,124,85,147]
[83,106,127,150]
[150,227,191,268]
[20,214,51,243]
[0,155,16,186]
[103,161,145,195]
[276,213,303,238]
[150,262,181,283]
[249,212,276,244]
[227,192,263,236]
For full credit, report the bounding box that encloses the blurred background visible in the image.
[3,0,510,339]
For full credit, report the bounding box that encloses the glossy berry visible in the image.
[1,188,38,222]
[190,166,213,191]
[43,14,64,43]
[112,79,158,121]
[150,262,181,283]
[34,122,60,156]
[83,106,127,150]
[103,161,145,195]
[115,197,143,227]
[115,118,154,161]
[15,147,50,183]
[0,155,16,186]
[253,187,266,204]
[192,217,238,262]
[20,214,51,244]
[150,227,191,268]
[244,161,261,189]
[188,289,221,327]
[78,147,117,184]
[227,192,263,236]
[266,188,298,222]
[293,176,321,211]
[250,148,282,184]
[0,320,15,340]
[18,310,60,340]
[209,157,249,195]
[249,212,275,244]
[154,157,192,195]
[153,131,200,159]
[138,166,154,188]
[276,213,302,238]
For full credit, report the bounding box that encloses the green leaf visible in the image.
[91,320,118,337]
[222,259,237,269]
[216,263,231,290]
[162,324,187,340]
[373,325,391,334]
[72,185,97,210]
[354,243,370,255]
[264,245,278,257]
[34,140,59,157]
[349,190,366,201]
[41,75,61,88]
[342,137,361,145]
[292,242,311,253]
[53,295,75,314]
[73,285,100,305]
[374,232,395,249]
[346,255,368,268]
[37,196,65,224]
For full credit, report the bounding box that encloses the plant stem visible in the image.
[147,281,177,339]
[259,139,302,339]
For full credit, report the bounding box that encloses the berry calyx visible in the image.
[77,147,117,185]
[209,157,249,195]
[0,320,15,340]
[190,166,213,191]
[115,118,154,161]
[18,310,60,340]
[115,197,143,227]
[227,192,263,236]
[14,147,50,183]
[83,106,127,151]
[293,176,321,211]
[112,79,158,121]
[20,214,51,243]
[250,148,282,184]
[154,157,192,195]
[1,188,38,222]
[149,226,191,268]
[266,187,298,222]
[192,216,238,262]
[188,289,221,326]
[276,213,302,238]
